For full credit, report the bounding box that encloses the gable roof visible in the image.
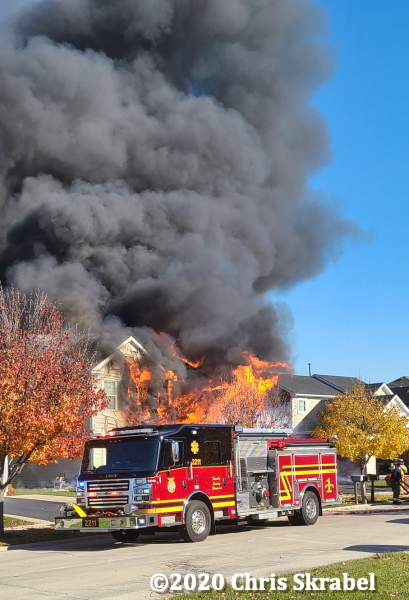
[367,382,393,395]
[278,374,337,397]
[93,336,153,373]
[389,386,409,407]
[312,375,362,393]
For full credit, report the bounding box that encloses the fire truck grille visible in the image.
[86,480,130,508]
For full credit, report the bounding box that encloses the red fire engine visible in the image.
[56,424,339,543]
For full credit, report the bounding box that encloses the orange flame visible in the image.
[124,349,292,428]
[171,344,204,369]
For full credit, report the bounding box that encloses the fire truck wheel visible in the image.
[111,530,140,542]
[181,501,212,543]
[298,491,319,525]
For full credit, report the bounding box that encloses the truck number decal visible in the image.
[192,458,202,466]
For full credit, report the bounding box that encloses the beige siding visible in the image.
[292,397,328,435]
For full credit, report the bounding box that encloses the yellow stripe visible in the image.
[209,494,235,500]
[281,463,336,469]
[280,469,336,475]
[151,498,187,504]
[212,501,235,508]
[141,506,184,515]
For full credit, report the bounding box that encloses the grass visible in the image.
[0,527,96,547]
[178,552,409,599]
[13,488,76,497]
[4,516,35,527]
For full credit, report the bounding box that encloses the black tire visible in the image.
[111,529,140,542]
[288,513,301,526]
[298,491,319,526]
[180,500,212,543]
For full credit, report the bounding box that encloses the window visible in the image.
[298,398,307,413]
[104,381,116,409]
[204,441,222,465]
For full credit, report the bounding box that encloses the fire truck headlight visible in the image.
[137,517,146,526]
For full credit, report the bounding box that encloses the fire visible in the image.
[205,353,292,427]
[171,344,204,369]
[124,347,292,428]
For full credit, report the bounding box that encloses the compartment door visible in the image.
[278,453,294,506]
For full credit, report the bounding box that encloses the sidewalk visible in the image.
[323,501,409,516]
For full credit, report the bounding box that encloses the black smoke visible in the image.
[0,0,355,372]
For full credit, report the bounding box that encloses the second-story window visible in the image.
[298,398,307,413]
[104,381,117,409]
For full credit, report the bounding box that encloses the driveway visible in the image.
[1,512,408,600]
[4,495,73,522]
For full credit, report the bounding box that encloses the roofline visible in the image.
[279,384,336,398]
[386,395,409,417]
[93,336,153,373]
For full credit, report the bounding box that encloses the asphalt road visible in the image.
[4,496,71,522]
[1,512,409,600]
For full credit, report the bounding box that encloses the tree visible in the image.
[0,288,108,535]
[313,382,409,502]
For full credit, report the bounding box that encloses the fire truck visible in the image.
[55,424,339,543]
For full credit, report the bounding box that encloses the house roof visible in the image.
[389,386,409,407]
[312,375,362,393]
[389,376,409,388]
[367,382,393,395]
[93,336,153,373]
[278,375,337,397]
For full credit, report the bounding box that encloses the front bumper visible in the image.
[55,514,158,532]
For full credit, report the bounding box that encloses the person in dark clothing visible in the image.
[390,462,403,504]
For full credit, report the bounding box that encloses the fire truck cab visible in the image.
[55,424,339,543]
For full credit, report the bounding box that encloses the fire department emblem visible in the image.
[167,477,176,494]
[325,478,334,493]
[191,440,199,455]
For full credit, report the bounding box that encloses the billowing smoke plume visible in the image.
[0,0,354,372]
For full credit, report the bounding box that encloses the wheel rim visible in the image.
[191,509,207,535]
[305,498,317,519]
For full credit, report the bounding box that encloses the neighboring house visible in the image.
[14,336,159,488]
[277,375,338,437]
[277,374,409,479]
[388,376,409,408]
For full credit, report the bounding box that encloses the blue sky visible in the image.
[278,0,409,383]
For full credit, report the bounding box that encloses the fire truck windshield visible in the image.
[81,438,159,475]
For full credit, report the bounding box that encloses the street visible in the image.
[1,512,409,600]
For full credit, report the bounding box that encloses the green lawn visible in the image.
[179,552,409,599]
[14,488,76,497]
[4,516,35,528]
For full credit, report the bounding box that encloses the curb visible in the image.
[323,508,409,516]
[0,533,110,552]
[4,514,51,527]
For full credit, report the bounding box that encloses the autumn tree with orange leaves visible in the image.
[0,288,108,535]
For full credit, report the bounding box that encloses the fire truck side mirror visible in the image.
[171,441,180,464]
[163,440,180,468]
